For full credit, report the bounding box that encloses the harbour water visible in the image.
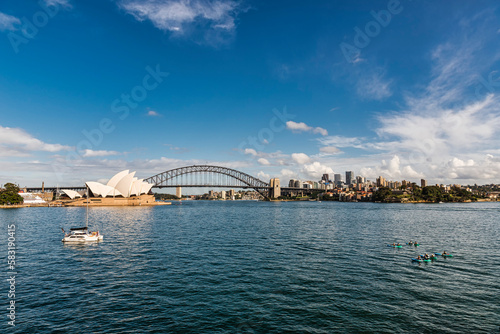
[1,201,499,333]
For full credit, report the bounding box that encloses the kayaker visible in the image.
[424,253,429,259]
[443,251,448,255]
[417,255,422,260]
[408,240,413,245]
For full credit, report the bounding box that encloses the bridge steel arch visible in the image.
[144,165,271,200]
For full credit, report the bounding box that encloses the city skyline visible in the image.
[1,1,500,187]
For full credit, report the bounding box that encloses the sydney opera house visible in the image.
[61,170,161,206]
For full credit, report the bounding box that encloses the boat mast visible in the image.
[86,185,89,228]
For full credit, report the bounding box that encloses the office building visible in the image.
[346,171,354,185]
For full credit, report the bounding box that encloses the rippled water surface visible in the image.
[1,201,499,333]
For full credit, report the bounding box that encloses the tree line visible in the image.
[0,183,24,205]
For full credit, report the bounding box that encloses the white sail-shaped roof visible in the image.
[140,182,153,195]
[85,171,152,198]
[115,171,136,198]
[130,179,143,196]
[106,170,130,188]
[61,189,82,199]
[86,182,124,198]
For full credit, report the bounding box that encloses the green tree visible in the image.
[3,183,20,193]
[0,183,23,205]
[373,187,393,202]
[422,186,443,202]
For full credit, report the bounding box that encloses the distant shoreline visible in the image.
[1,199,497,208]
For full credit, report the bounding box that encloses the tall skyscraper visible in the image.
[346,171,354,185]
[322,174,330,183]
[421,179,427,188]
[334,174,342,186]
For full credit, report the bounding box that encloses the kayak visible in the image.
[434,253,453,257]
[411,258,423,262]
[420,255,437,260]
[387,244,403,248]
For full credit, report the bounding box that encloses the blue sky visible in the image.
[1,0,500,187]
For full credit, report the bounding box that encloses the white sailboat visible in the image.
[62,187,103,243]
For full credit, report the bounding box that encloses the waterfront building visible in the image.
[85,170,153,198]
[421,179,427,188]
[294,180,303,188]
[19,193,47,205]
[377,176,386,187]
[289,179,296,187]
[346,171,354,185]
[58,170,159,207]
[176,186,182,198]
[221,190,226,200]
[334,174,342,186]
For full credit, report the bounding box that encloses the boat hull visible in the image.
[62,235,103,243]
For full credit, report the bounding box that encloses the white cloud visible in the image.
[0,12,20,31]
[442,155,500,180]
[318,135,365,149]
[319,146,341,155]
[280,169,296,179]
[301,162,333,180]
[119,0,242,45]
[291,153,310,165]
[244,148,258,156]
[147,110,161,116]
[241,149,287,160]
[286,121,328,136]
[320,24,500,184]
[82,149,121,157]
[257,158,270,166]
[43,0,72,7]
[359,155,424,181]
[356,67,392,101]
[0,125,72,156]
[257,171,270,180]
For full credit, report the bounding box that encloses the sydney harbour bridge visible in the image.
[25,165,318,200]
